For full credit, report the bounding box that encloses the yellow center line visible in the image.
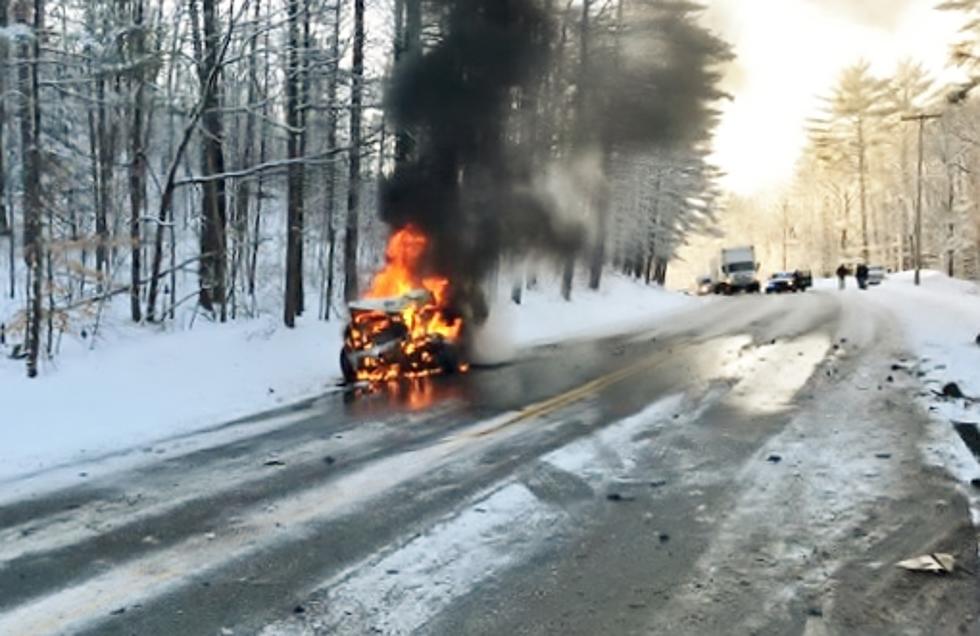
[474,352,670,437]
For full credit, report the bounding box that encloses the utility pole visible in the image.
[782,201,789,272]
[901,113,940,286]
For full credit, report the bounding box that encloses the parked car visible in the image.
[765,272,798,294]
[867,265,886,286]
[793,270,813,291]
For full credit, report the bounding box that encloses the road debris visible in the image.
[941,383,966,398]
[606,493,635,502]
[896,553,955,574]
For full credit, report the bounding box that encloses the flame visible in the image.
[344,226,466,383]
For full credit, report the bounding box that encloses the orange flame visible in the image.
[365,226,462,343]
[345,225,465,383]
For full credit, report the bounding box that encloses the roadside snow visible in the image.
[0,314,342,483]
[0,274,695,483]
[510,274,698,346]
[858,271,980,521]
[471,273,699,365]
[864,271,980,398]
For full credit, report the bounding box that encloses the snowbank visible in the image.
[0,314,343,482]
[514,274,698,346]
[0,274,695,482]
[866,270,980,399]
[469,274,700,365]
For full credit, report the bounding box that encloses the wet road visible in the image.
[1,291,978,635]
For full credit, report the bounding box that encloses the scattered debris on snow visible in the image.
[896,553,956,575]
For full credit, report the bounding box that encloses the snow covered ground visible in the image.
[0,274,696,483]
[4,267,973,492]
[812,271,980,407]
[864,271,980,400]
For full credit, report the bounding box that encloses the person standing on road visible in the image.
[836,264,849,290]
[856,263,869,290]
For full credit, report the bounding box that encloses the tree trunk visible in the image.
[95,76,114,289]
[321,0,341,320]
[0,0,8,238]
[147,0,233,322]
[233,0,260,317]
[249,1,270,301]
[344,0,364,302]
[128,0,146,322]
[283,0,304,327]
[557,4,577,302]
[654,257,668,286]
[561,257,574,301]
[17,0,42,377]
[578,0,605,292]
[197,0,228,320]
[858,117,869,264]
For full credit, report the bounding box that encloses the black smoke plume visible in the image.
[383,0,576,320]
[382,0,732,320]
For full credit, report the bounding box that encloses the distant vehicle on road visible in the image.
[695,276,715,296]
[867,266,886,286]
[715,246,760,294]
[766,272,798,294]
[793,270,813,290]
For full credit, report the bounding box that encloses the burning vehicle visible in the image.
[340,226,467,384]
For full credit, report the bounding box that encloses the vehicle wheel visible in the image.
[339,350,357,384]
[434,342,461,375]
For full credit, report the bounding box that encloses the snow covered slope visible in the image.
[0,275,696,483]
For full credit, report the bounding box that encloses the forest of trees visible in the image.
[725,1,980,282]
[0,0,730,377]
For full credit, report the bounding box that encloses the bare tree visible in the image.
[0,0,9,239]
[16,0,43,376]
[195,0,228,320]
[128,0,147,322]
[344,0,364,302]
[283,0,305,326]
[811,61,894,264]
[321,0,341,319]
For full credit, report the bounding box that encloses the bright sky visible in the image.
[704,0,964,196]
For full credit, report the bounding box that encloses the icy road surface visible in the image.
[1,289,978,635]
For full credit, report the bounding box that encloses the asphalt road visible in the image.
[1,291,978,635]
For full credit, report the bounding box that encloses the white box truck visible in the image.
[716,246,760,294]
